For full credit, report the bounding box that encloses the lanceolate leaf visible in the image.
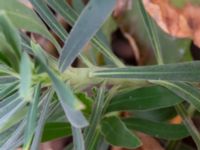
[100,116,141,149]
[0,76,17,84]
[0,101,27,133]
[59,0,116,72]
[30,90,52,150]
[47,0,77,25]
[137,0,163,64]
[84,84,105,149]
[23,84,41,150]
[72,0,85,13]
[42,122,71,142]
[123,118,189,140]
[32,43,88,128]
[154,81,200,112]
[48,0,123,67]
[1,121,25,149]
[19,52,32,101]
[0,92,19,108]
[0,12,21,58]
[0,33,19,71]
[30,0,68,42]
[72,126,85,150]
[0,0,58,48]
[91,61,200,82]
[0,81,18,100]
[0,97,21,119]
[107,86,182,112]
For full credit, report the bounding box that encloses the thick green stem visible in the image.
[63,68,149,90]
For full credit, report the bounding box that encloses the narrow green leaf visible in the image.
[47,0,77,26]
[0,12,21,58]
[0,0,58,49]
[48,0,123,67]
[0,92,18,108]
[100,116,141,149]
[133,107,177,122]
[42,122,71,142]
[0,76,17,84]
[0,64,17,76]
[76,92,93,114]
[0,32,20,70]
[23,84,41,150]
[154,81,200,112]
[107,86,182,112]
[59,0,116,72]
[2,121,25,149]
[19,52,32,100]
[0,98,21,119]
[84,84,105,149]
[0,81,18,100]
[72,126,85,150]
[123,118,189,140]
[137,0,163,64]
[72,0,84,13]
[30,90,52,150]
[0,101,27,133]
[32,43,88,128]
[91,61,200,82]
[30,0,68,42]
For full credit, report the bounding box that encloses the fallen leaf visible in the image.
[143,0,200,47]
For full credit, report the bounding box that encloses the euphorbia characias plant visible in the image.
[0,0,200,150]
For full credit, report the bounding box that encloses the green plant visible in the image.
[0,0,200,150]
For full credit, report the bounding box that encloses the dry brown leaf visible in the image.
[143,0,200,47]
[123,31,141,64]
[114,0,132,17]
